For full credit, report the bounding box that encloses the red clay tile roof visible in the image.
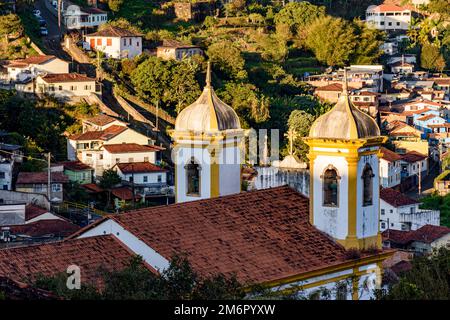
[433,78,450,86]
[111,187,142,201]
[68,125,128,141]
[390,260,412,275]
[25,205,48,221]
[103,143,164,153]
[82,183,104,193]
[383,225,450,245]
[115,162,167,174]
[109,186,356,284]
[8,219,80,238]
[380,188,418,207]
[405,99,441,107]
[40,73,96,83]
[417,114,437,121]
[315,83,356,92]
[369,4,409,12]
[61,161,93,171]
[401,151,427,163]
[7,55,56,67]
[380,147,402,162]
[0,235,141,288]
[16,172,69,184]
[84,114,121,127]
[158,39,199,49]
[86,25,141,38]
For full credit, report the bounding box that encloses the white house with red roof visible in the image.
[4,55,69,83]
[82,114,127,132]
[15,172,69,203]
[84,25,142,59]
[33,73,101,99]
[379,147,402,189]
[379,188,440,232]
[63,4,107,30]
[366,4,411,31]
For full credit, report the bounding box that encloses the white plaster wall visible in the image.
[118,171,167,184]
[67,139,77,161]
[26,212,63,224]
[103,150,156,169]
[356,153,380,239]
[431,233,450,250]
[106,130,150,146]
[119,37,142,59]
[313,155,349,240]
[379,159,401,188]
[0,162,13,190]
[78,219,170,272]
[219,145,242,197]
[175,146,212,203]
[36,77,97,97]
[36,59,69,74]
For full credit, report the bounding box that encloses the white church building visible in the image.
[0,66,394,300]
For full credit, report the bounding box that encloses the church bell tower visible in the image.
[170,63,244,203]
[304,69,387,250]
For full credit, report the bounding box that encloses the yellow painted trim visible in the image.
[336,235,379,250]
[261,250,394,289]
[346,156,359,249]
[209,144,220,198]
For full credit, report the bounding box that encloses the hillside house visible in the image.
[366,4,411,31]
[156,40,203,61]
[15,172,69,203]
[4,55,69,83]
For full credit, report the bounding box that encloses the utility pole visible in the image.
[155,100,159,132]
[131,163,136,209]
[58,0,62,39]
[47,152,51,201]
[418,160,422,195]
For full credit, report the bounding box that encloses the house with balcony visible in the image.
[380,188,440,232]
[349,90,379,117]
[156,40,203,61]
[82,114,127,132]
[3,55,69,84]
[366,4,411,31]
[63,4,107,30]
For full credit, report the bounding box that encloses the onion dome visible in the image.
[309,69,381,139]
[174,62,241,132]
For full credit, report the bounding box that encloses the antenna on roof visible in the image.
[206,61,212,88]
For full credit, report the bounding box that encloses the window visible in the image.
[115,158,120,163]
[185,158,200,196]
[70,85,77,91]
[106,38,112,46]
[144,157,149,162]
[322,166,339,207]
[123,38,126,46]
[381,222,386,229]
[2,185,7,190]
[84,85,91,90]
[388,22,392,26]
[380,21,385,25]
[52,184,62,192]
[129,176,133,182]
[396,22,400,26]
[381,209,385,215]
[0,172,5,179]
[58,85,62,91]
[143,176,148,183]
[362,164,374,206]
[129,38,132,46]
[137,41,140,47]
[157,175,162,183]
[390,209,393,213]
[97,38,102,46]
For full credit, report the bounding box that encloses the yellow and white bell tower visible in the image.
[304,70,387,250]
[170,63,244,203]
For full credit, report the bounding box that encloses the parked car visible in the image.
[37,17,46,27]
[39,27,48,36]
[32,9,41,17]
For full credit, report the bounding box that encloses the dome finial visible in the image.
[342,67,348,96]
[206,61,212,88]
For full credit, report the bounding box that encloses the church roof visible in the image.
[174,63,241,132]
[308,71,381,140]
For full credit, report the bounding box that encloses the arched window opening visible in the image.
[323,167,339,207]
[185,158,200,196]
[362,164,374,207]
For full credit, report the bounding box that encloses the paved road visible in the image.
[406,161,439,199]
[35,0,63,38]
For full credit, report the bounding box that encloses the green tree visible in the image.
[284,110,316,161]
[206,40,247,80]
[305,16,357,67]
[274,2,325,38]
[351,20,384,64]
[427,0,450,16]
[99,169,121,210]
[253,32,288,63]
[108,0,124,13]
[421,43,446,71]
[377,247,450,300]
[0,13,23,42]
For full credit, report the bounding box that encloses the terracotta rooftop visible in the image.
[432,78,450,86]
[61,161,93,171]
[0,235,141,288]
[158,39,199,49]
[380,188,418,207]
[86,25,141,38]
[40,73,96,83]
[383,225,450,245]
[84,114,122,127]
[82,183,104,193]
[25,205,48,221]
[8,219,80,238]
[380,147,402,163]
[368,4,410,12]
[416,114,437,121]
[104,186,359,285]
[115,162,167,174]
[111,187,142,201]
[16,172,69,184]
[405,99,441,107]
[401,151,427,163]
[68,125,128,141]
[7,55,56,68]
[315,83,356,92]
[102,143,164,154]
